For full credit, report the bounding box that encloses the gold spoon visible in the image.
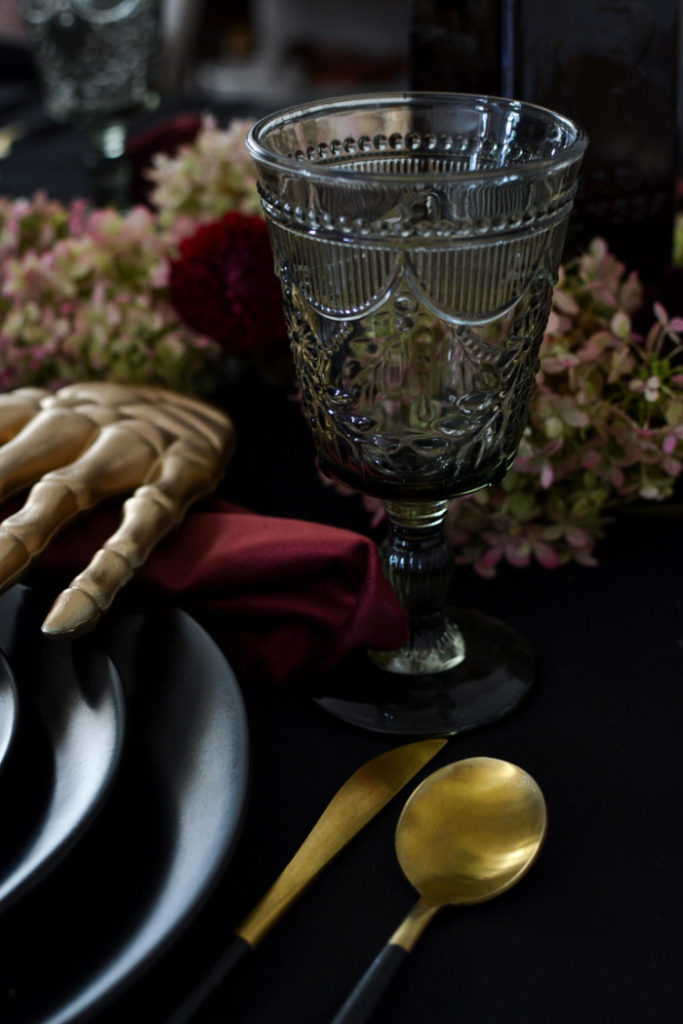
[330,756,547,1024]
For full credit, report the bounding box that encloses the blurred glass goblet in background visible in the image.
[248,92,587,736]
[19,0,162,203]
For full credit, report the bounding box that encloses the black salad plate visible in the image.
[0,586,125,912]
[0,650,18,774]
[0,584,250,1024]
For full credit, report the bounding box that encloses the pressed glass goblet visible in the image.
[19,0,162,203]
[247,93,586,736]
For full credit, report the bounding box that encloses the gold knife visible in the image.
[166,738,446,1024]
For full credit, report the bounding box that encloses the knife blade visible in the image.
[165,737,446,1024]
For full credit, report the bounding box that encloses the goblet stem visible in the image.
[370,500,465,676]
[83,118,133,208]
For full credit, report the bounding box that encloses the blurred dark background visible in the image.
[0,0,681,287]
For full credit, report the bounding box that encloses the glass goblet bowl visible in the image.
[248,92,587,736]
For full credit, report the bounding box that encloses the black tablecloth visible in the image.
[1,87,682,1023]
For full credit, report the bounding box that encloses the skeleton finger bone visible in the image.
[0,388,51,443]
[42,435,229,636]
[0,383,236,633]
[0,423,162,591]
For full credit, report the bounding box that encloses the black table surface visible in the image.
[1,85,682,1024]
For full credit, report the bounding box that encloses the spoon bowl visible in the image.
[397,756,547,906]
[331,757,547,1024]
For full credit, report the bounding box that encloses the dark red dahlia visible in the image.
[169,212,287,359]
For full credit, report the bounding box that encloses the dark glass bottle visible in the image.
[410,0,503,94]
[410,1,680,285]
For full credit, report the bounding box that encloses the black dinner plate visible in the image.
[0,650,18,774]
[0,584,250,1024]
[0,586,125,912]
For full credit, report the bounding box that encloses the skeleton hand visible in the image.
[0,382,236,636]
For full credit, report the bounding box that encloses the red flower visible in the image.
[169,212,286,359]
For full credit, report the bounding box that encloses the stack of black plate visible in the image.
[0,584,249,1023]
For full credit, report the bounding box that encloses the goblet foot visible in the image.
[368,619,466,675]
[312,608,534,737]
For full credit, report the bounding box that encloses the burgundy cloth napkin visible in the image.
[37,499,409,685]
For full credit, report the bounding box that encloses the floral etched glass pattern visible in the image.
[283,263,554,502]
[248,94,586,735]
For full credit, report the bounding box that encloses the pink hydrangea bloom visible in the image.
[440,243,683,573]
[331,237,683,574]
[0,196,219,393]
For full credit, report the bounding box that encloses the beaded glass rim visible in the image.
[246,91,588,187]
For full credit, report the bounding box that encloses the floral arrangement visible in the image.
[1,115,681,573]
[323,240,683,574]
[0,116,284,394]
[148,116,262,229]
[168,211,285,361]
[444,243,683,575]
[0,193,218,393]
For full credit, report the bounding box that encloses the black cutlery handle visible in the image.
[330,942,408,1024]
[165,934,251,1024]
